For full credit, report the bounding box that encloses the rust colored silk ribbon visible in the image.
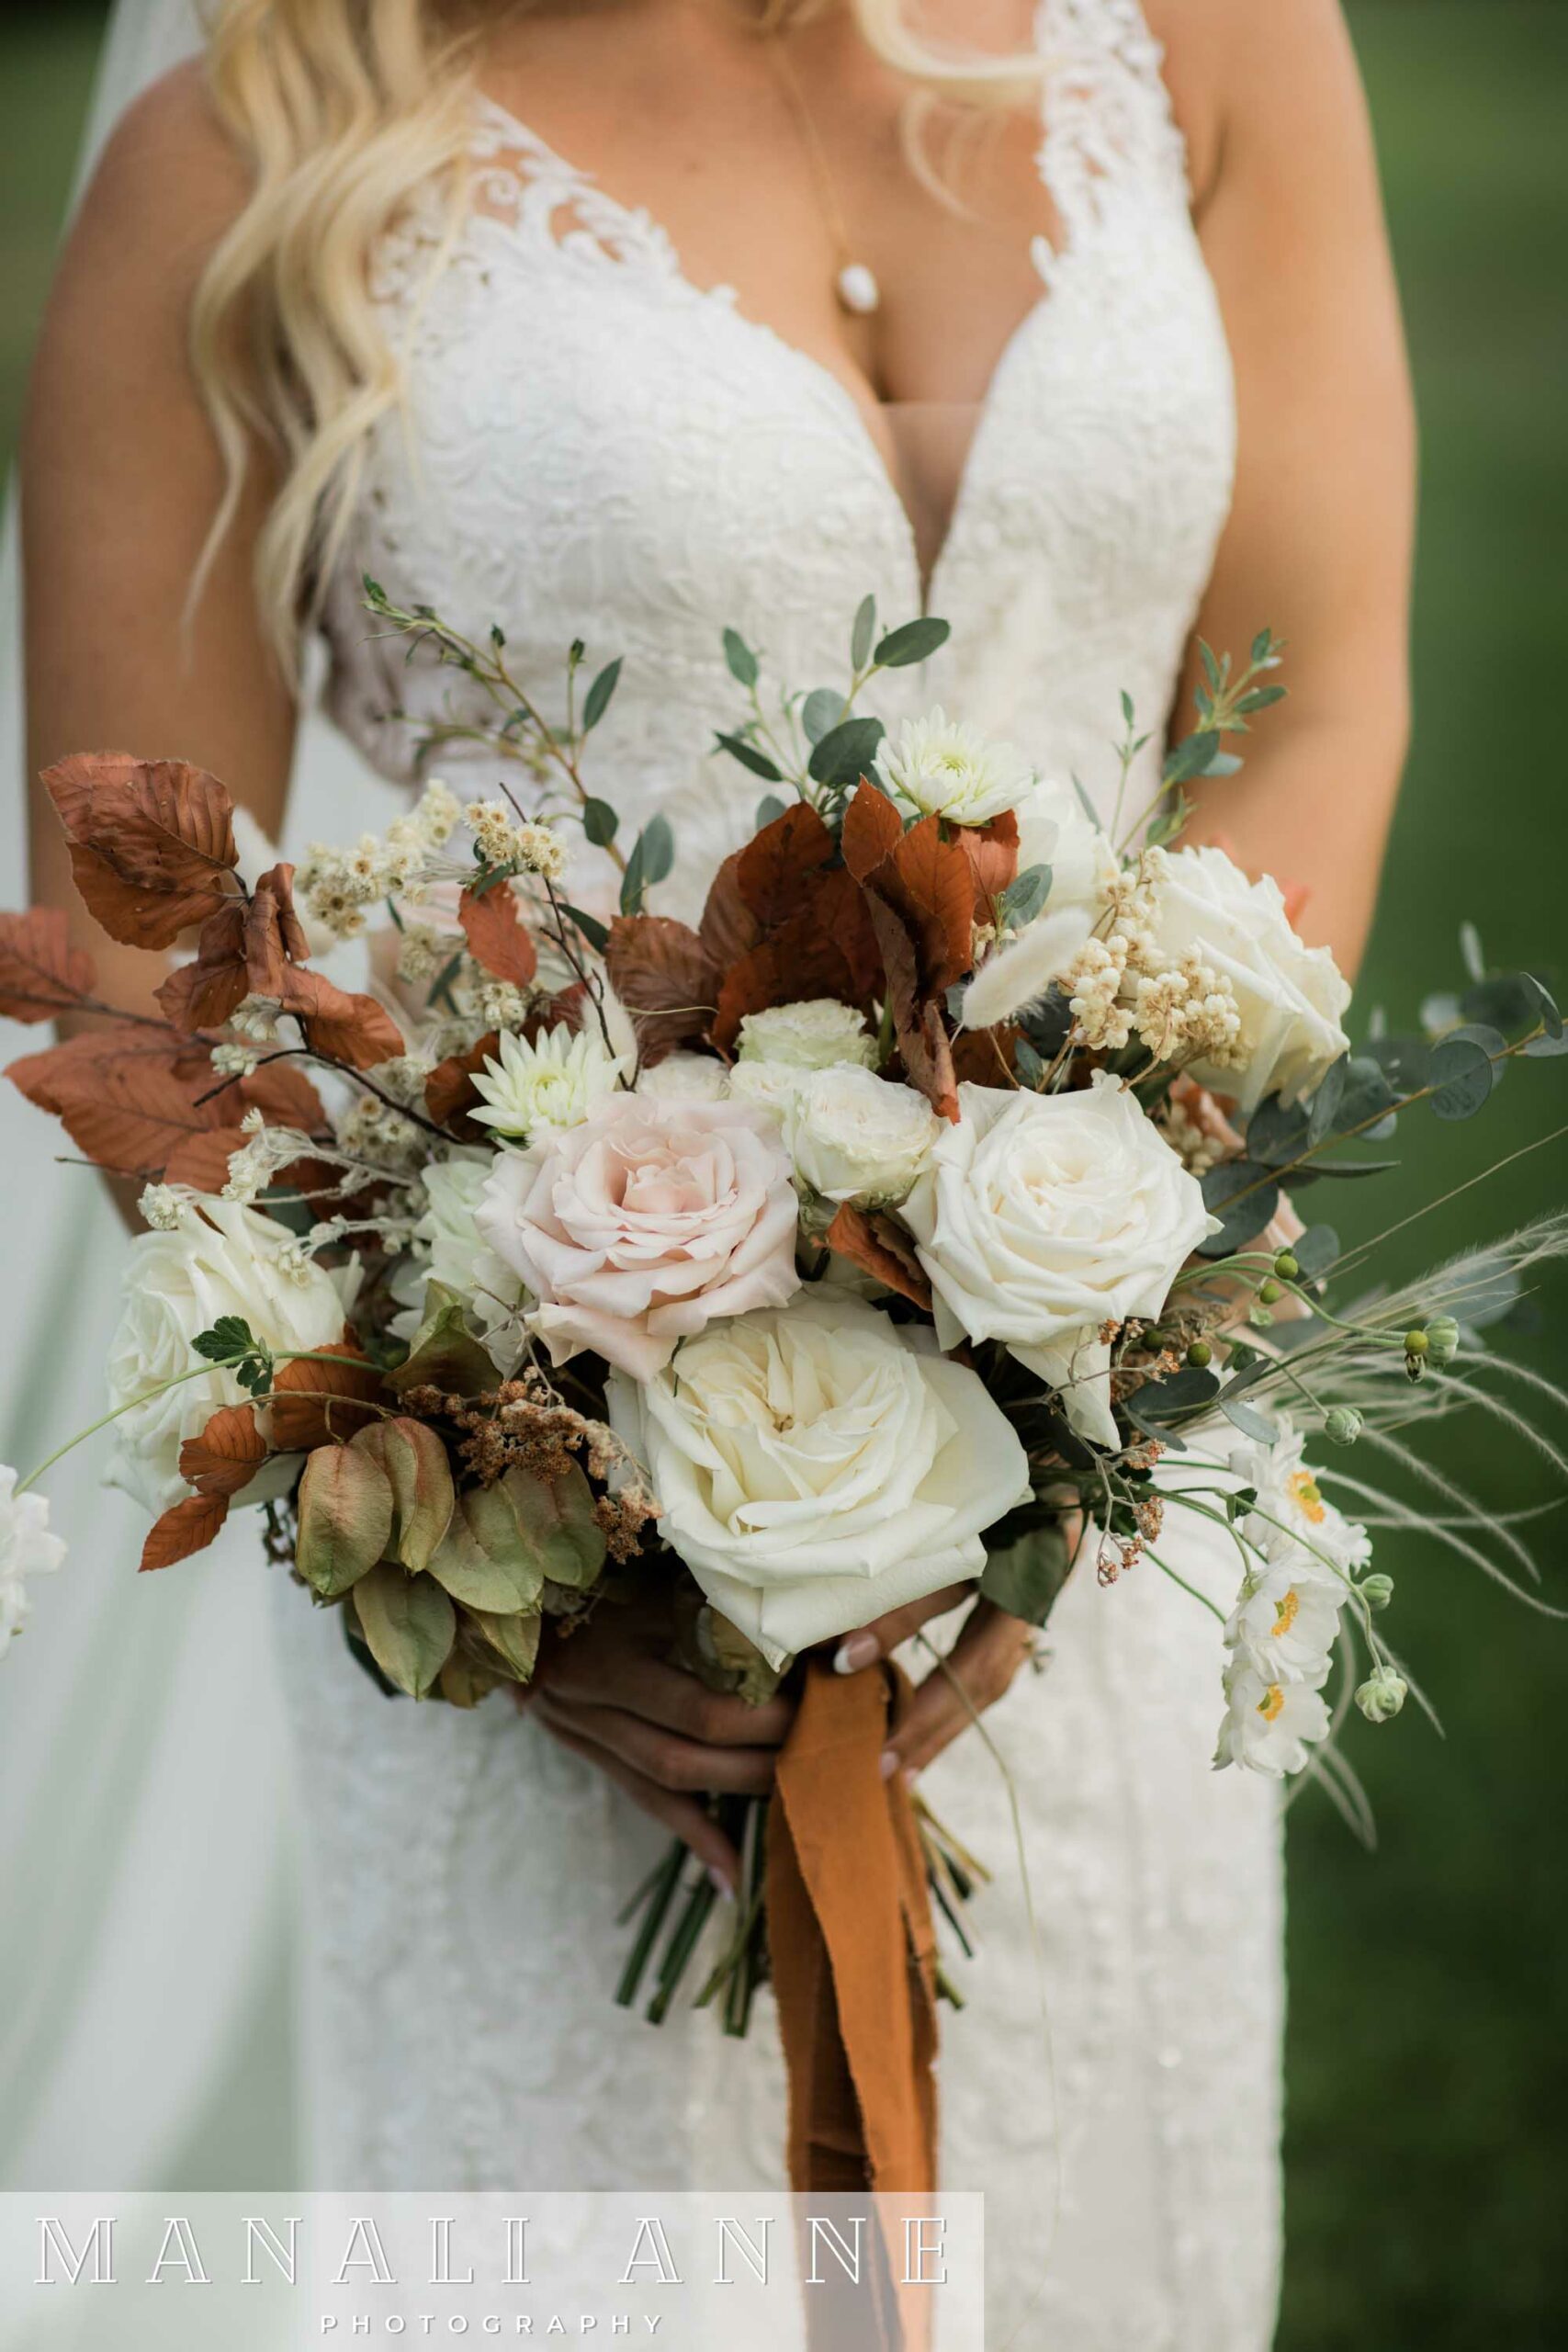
[767,1658,941,2203]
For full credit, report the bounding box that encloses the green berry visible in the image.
[1272,1250,1300,1282]
[1258,1278,1283,1306]
[1404,1328,1430,1357]
[1186,1340,1213,1370]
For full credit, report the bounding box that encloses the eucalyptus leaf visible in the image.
[351,1564,457,1701]
[581,657,622,731]
[1429,1032,1496,1121]
[714,731,784,783]
[755,794,786,829]
[722,627,759,689]
[1305,1056,1348,1147]
[1460,970,1543,1034]
[1291,1225,1340,1280]
[1245,1094,1311,1167]
[801,688,843,745]
[1221,1396,1280,1445]
[999,863,1053,930]
[850,593,877,672]
[1199,1162,1280,1257]
[1366,1032,1433,1093]
[582,797,620,848]
[980,1521,1073,1629]
[807,716,886,790]
[1460,920,1486,984]
[1125,1367,1221,1442]
[561,902,610,955]
[1281,1158,1397,1182]
[874,616,951,669]
[1161,730,1221,788]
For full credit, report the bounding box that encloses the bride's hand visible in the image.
[516,1593,795,1892]
[830,1587,1037,1781]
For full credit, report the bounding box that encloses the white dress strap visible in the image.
[1035,0,1192,241]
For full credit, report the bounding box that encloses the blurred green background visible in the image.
[2,4,1564,2343]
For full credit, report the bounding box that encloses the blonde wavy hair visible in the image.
[193,0,1042,669]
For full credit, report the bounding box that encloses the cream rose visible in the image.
[476,1096,802,1379]
[636,1051,731,1102]
[104,1199,352,1517]
[902,1075,1217,1449]
[783,1066,941,1204]
[606,1292,1032,1668]
[390,1150,528,1371]
[736,998,876,1071]
[1145,846,1350,1112]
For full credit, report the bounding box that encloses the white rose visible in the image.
[477,1095,802,1380]
[783,1066,941,1205]
[104,1200,351,1518]
[0,1466,66,1662]
[902,1075,1217,1449]
[637,1052,730,1102]
[960,780,1118,1031]
[1144,846,1350,1112]
[390,1150,528,1371]
[606,1292,1031,1668]
[736,999,876,1071]
[874,707,1032,828]
[728,1060,803,1121]
[470,1022,629,1142]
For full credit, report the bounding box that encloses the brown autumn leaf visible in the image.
[155,899,249,1032]
[254,863,310,961]
[735,802,836,929]
[140,1491,230,1572]
[0,907,98,1023]
[799,865,884,1002]
[459,883,539,989]
[178,1402,266,1498]
[240,1057,325,1131]
[823,1203,934,1313]
[276,967,405,1069]
[164,1124,250,1190]
[604,914,720,1061]
[46,755,240,950]
[710,910,864,1055]
[955,808,1021,916]
[862,893,959,1122]
[951,1022,1023,1088]
[269,1333,385,1452]
[425,1030,501,1136]
[8,1031,224,1178]
[840,779,904,883]
[877,814,976,996]
[697,850,762,969]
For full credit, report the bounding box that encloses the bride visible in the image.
[19,0,1413,2340]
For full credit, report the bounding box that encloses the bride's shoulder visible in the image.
[1141,0,1370,212]
[66,59,251,284]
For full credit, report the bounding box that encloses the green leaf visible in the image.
[468,1606,543,1681]
[1221,1395,1280,1445]
[1366,1032,1433,1093]
[1522,971,1563,1039]
[1014,1036,1047,1089]
[722,628,759,689]
[999,863,1053,930]
[850,594,877,671]
[296,1444,395,1600]
[388,1283,498,1400]
[1306,1055,1348,1147]
[1459,920,1486,984]
[1429,1033,1496,1121]
[801,688,843,745]
[582,797,620,848]
[807,716,886,790]
[426,1486,547,1614]
[561,902,610,955]
[581,657,623,731]
[1460,970,1543,1033]
[1199,1162,1281,1257]
[1282,1157,1399,1182]
[980,1521,1073,1628]
[351,1564,457,1700]
[351,1418,455,1575]
[713,730,783,783]
[1124,1367,1221,1443]
[1250,627,1276,665]
[1246,1094,1311,1167]
[1292,1226,1340,1280]
[1161,730,1222,788]
[193,1316,257,1365]
[755,794,787,830]
[874,616,951,669]
[503,1460,606,1589]
[639,813,674,887]
[1201,750,1244,778]
[1235,685,1286,715]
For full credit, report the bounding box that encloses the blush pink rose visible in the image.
[475,1096,802,1379]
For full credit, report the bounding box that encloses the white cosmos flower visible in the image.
[903,1075,1217,1449]
[1213,1660,1332,1776]
[782,1066,941,1205]
[1,1466,66,1661]
[470,1022,628,1143]
[389,1150,528,1372]
[736,999,876,1071]
[1227,1419,1372,1578]
[1224,1553,1344,1688]
[606,1291,1031,1668]
[874,707,1032,828]
[637,1052,731,1102]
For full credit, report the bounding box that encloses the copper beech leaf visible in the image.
[425,1030,501,1136]
[822,1203,934,1312]
[735,801,836,929]
[696,850,761,970]
[45,754,240,949]
[426,1485,547,1615]
[0,909,97,1023]
[154,899,250,1032]
[276,967,405,1069]
[140,1491,230,1573]
[504,1459,606,1589]
[840,780,904,882]
[350,1563,456,1700]
[177,1402,265,1499]
[459,884,539,988]
[350,1416,455,1574]
[604,914,720,1060]
[269,1334,385,1451]
[297,1443,395,1599]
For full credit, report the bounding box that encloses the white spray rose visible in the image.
[736,999,876,1071]
[902,1075,1217,1449]
[470,1022,628,1143]
[874,707,1032,828]
[1143,846,1350,1112]
[0,1467,66,1661]
[606,1292,1031,1668]
[783,1066,941,1205]
[104,1200,352,1517]
[636,1052,730,1102]
[390,1151,528,1372]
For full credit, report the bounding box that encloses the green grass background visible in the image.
[2,5,1564,2340]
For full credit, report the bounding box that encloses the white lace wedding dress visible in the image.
[275,4,1284,2342]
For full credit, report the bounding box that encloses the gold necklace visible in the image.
[767,33,883,315]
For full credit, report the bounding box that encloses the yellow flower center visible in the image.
[1257,1683,1286,1722]
[1272,1588,1301,1637]
[1287,1469,1326,1525]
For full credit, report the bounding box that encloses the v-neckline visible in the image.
[467,77,1070,612]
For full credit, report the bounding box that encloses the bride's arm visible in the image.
[1164,0,1416,978]
[22,64,297,1025]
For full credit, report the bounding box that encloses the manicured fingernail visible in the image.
[879,1748,899,1781]
[835,1633,880,1675]
[708,1867,737,1901]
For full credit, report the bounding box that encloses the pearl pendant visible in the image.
[836,261,882,317]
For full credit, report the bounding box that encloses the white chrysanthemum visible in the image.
[1213,1662,1332,1777]
[783,1066,941,1205]
[1228,1419,1372,1578]
[636,1052,731,1102]
[0,1466,66,1661]
[390,1151,528,1372]
[736,999,876,1071]
[874,707,1032,828]
[469,1023,628,1142]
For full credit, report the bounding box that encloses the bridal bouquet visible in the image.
[3,591,1563,2172]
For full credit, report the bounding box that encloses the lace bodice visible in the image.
[320,0,1235,917]
[293,10,1282,2347]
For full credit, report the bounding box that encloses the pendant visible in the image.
[835,261,881,317]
